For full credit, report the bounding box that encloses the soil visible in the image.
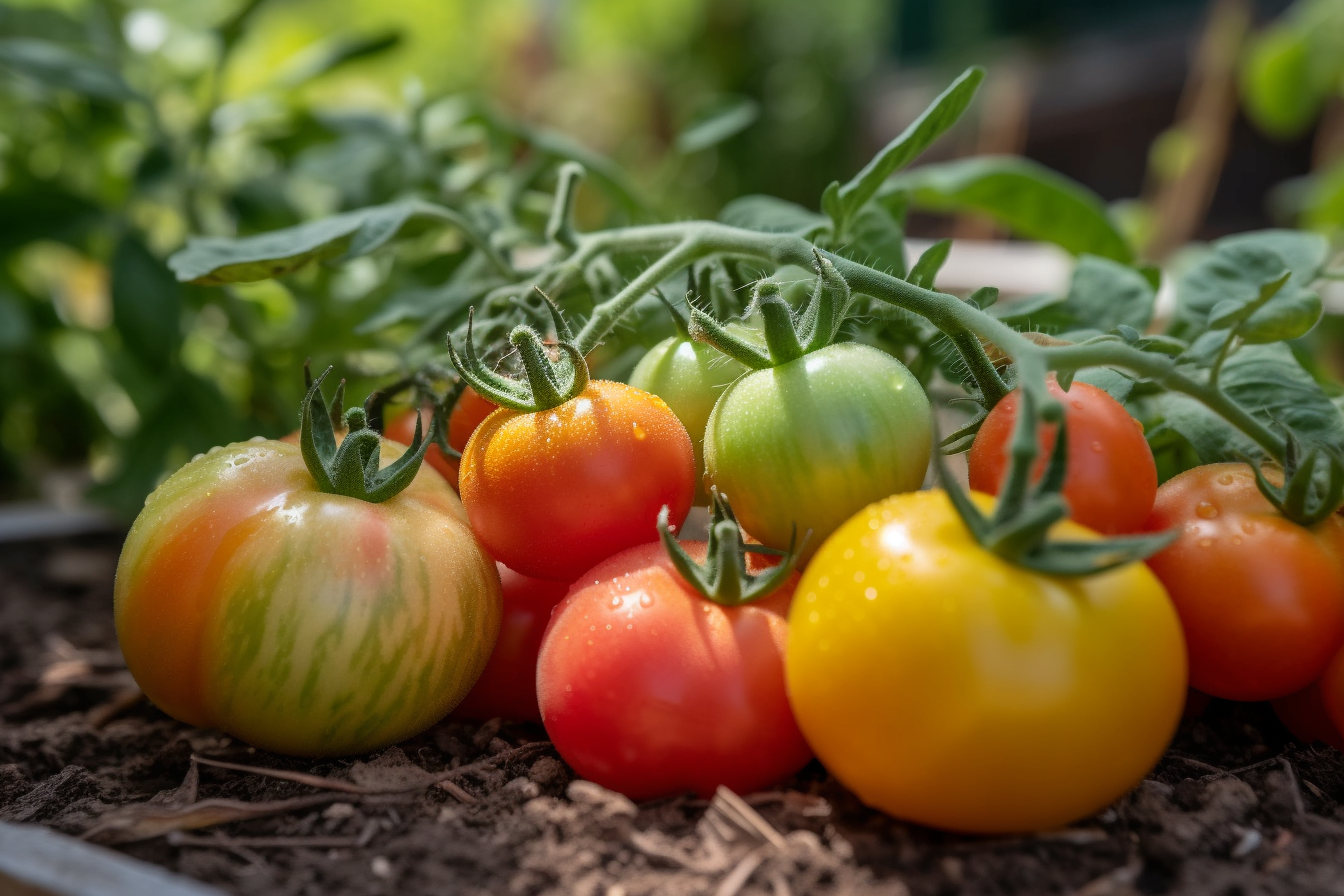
[5,534,1344,896]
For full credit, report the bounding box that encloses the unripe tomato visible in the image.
[787,490,1186,833]
[537,541,811,800]
[115,439,501,757]
[703,343,931,557]
[968,375,1157,535]
[453,564,569,723]
[629,336,746,504]
[385,388,496,488]
[1145,463,1344,701]
[459,380,695,582]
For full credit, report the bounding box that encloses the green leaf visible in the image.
[675,96,759,153]
[355,279,491,334]
[0,292,31,350]
[1137,343,1344,467]
[279,31,403,87]
[111,236,181,369]
[882,156,1133,263]
[0,39,140,102]
[907,239,951,290]
[718,195,828,237]
[1172,230,1327,341]
[988,293,1074,333]
[169,201,434,284]
[836,67,984,225]
[1075,368,1135,404]
[1239,23,1327,140]
[1060,255,1155,333]
[832,202,906,278]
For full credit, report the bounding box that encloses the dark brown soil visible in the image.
[5,534,1344,896]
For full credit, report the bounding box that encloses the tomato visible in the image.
[453,564,569,722]
[384,387,496,488]
[1144,463,1344,701]
[536,541,811,800]
[114,438,501,757]
[1314,645,1344,749]
[968,375,1157,535]
[629,335,746,504]
[459,380,695,582]
[1274,679,1344,750]
[787,489,1186,833]
[703,342,931,556]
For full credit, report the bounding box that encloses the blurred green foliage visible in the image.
[0,0,889,516]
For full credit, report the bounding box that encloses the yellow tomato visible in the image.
[786,490,1187,834]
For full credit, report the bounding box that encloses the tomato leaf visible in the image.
[1060,255,1155,334]
[718,194,828,237]
[907,239,951,290]
[1240,22,1329,140]
[835,66,984,228]
[832,202,906,279]
[675,96,759,153]
[882,156,1133,263]
[0,38,141,103]
[169,201,442,284]
[278,30,403,88]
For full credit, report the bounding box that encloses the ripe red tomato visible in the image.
[385,387,496,487]
[459,380,695,582]
[968,375,1157,535]
[536,541,811,800]
[1145,463,1344,701]
[1274,678,1344,750]
[453,564,569,723]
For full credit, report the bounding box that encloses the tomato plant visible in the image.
[698,261,931,555]
[385,387,497,487]
[115,375,501,757]
[537,494,811,800]
[1145,463,1344,701]
[628,297,747,504]
[787,489,1187,833]
[453,564,570,723]
[968,375,1157,534]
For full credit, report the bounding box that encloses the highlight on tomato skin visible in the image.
[536,540,811,802]
[1144,463,1344,702]
[453,563,570,724]
[113,438,502,758]
[459,380,696,583]
[968,374,1158,535]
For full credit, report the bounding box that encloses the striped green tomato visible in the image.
[114,437,501,757]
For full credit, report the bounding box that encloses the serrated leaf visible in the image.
[881,156,1133,263]
[836,67,984,224]
[907,239,950,290]
[675,96,759,153]
[169,201,433,284]
[0,38,140,102]
[718,194,828,237]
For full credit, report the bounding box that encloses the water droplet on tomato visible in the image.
[1231,536,1242,545]
[638,593,653,608]
[1195,502,1218,519]
[632,422,646,440]
[1198,538,1213,548]
[605,624,612,630]
[1072,400,1084,410]
[609,596,622,608]
[1090,441,1104,453]
[1242,521,1257,535]
[1218,473,1235,486]
[864,587,877,601]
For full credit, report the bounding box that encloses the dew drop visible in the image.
[626,624,633,630]
[605,624,612,630]
[638,593,653,608]
[609,596,622,608]
[808,611,820,623]
[1198,538,1213,548]
[1195,502,1218,520]
[1090,440,1104,453]
[1218,473,1235,486]
[632,422,646,440]
[1242,521,1257,535]
[864,587,878,601]
[1231,535,1242,545]
[818,576,830,587]
[853,571,865,583]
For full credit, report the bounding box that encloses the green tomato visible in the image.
[629,336,747,503]
[703,342,932,556]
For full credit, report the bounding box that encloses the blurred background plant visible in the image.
[2,0,1342,518]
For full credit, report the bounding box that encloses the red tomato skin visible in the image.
[453,564,569,723]
[1145,463,1344,701]
[968,376,1157,535]
[537,541,812,800]
[384,388,497,488]
[1275,678,1344,750]
[459,381,695,582]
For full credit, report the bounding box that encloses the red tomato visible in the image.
[385,388,496,488]
[968,375,1157,535]
[453,564,569,723]
[1274,678,1344,750]
[536,541,811,800]
[1145,463,1344,701]
[459,380,695,582]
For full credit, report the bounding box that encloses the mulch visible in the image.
[4,533,1344,896]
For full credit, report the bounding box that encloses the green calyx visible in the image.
[939,385,1176,576]
[658,488,807,606]
[689,249,851,370]
[299,366,436,503]
[445,288,590,413]
[1248,426,1344,527]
